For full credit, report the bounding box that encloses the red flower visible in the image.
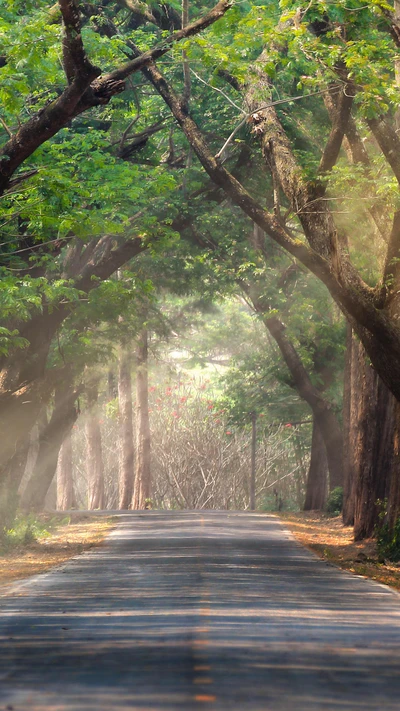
[285,423,292,428]
[226,430,232,435]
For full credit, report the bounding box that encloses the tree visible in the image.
[132,329,151,509]
[142,3,400,407]
[118,350,135,509]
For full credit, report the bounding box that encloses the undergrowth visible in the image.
[0,515,70,554]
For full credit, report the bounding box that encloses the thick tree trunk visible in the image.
[20,378,80,512]
[132,331,151,510]
[118,352,134,509]
[265,316,343,491]
[303,420,328,511]
[57,432,77,511]
[0,441,31,536]
[351,338,397,540]
[86,381,105,510]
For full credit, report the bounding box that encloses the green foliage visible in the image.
[325,487,344,515]
[375,499,400,562]
[0,514,63,553]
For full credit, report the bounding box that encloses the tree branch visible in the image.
[367,115,400,186]
[318,84,354,174]
[58,0,100,85]
[0,0,231,195]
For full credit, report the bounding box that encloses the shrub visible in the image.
[325,487,343,515]
[376,501,400,562]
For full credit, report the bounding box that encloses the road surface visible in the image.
[1,511,400,710]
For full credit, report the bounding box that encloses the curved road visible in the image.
[1,512,400,710]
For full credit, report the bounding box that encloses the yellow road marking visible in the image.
[194,665,211,671]
[195,694,216,702]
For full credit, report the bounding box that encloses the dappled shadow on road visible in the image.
[1,512,400,710]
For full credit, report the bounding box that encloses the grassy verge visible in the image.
[279,511,400,592]
[0,513,115,590]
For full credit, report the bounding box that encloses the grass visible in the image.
[0,513,115,590]
[279,511,400,592]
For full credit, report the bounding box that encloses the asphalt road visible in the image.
[1,512,400,710]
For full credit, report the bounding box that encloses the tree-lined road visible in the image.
[1,512,400,710]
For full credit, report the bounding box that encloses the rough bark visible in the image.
[57,432,77,510]
[118,351,134,509]
[351,339,397,540]
[19,377,81,512]
[132,330,151,510]
[86,381,105,510]
[303,419,328,511]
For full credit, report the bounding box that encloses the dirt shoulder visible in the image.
[279,511,400,592]
[0,514,115,591]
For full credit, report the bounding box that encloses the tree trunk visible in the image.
[86,381,105,510]
[265,316,343,491]
[303,419,328,511]
[342,324,355,525]
[0,441,31,536]
[132,330,151,510]
[0,237,144,486]
[250,413,256,511]
[20,378,80,512]
[118,352,134,509]
[352,338,397,540]
[57,432,77,511]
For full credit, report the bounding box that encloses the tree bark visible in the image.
[132,330,151,510]
[303,420,328,511]
[86,381,105,510]
[118,351,134,509]
[351,339,397,540]
[19,377,80,512]
[57,432,77,510]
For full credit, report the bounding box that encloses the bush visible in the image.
[325,487,343,515]
[376,501,400,562]
[0,515,54,553]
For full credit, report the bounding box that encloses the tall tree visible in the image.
[118,351,135,509]
[57,433,77,511]
[86,379,105,510]
[132,330,151,509]
[20,374,81,512]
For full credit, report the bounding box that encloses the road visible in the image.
[1,512,400,710]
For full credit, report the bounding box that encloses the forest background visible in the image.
[1,0,400,550]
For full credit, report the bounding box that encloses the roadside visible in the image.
[0,514,115,590]
[279,511,400,592]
